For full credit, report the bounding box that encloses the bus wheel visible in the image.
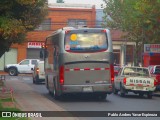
[53,83,59,100]
[46,76,49,89]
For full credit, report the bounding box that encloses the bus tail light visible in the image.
[123,78,126,85]
[59,66,64,85]
[110,64,114,83]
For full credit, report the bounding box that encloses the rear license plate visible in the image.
[136,86,143,90]
[83,86,93,92]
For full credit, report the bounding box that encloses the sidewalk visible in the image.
[5,77,79,120]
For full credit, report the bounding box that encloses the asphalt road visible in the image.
[5,75,160,120]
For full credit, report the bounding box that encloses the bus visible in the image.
[41,27,114,100]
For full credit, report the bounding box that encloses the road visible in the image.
[4,75,160,120]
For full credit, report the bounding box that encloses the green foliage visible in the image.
[103,0,160,43]
[0,0,48,58]
[103,0,160,65]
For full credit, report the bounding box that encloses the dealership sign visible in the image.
[28,42,45,48]
[144,44,160,53]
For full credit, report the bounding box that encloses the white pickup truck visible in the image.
[4,59,40,76]
[113,66,157,99]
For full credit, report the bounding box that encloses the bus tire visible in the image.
[53,81,59,100]
[46,76,49,89]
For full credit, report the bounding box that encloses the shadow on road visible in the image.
[115,94,156,100]
[44,93,111,103]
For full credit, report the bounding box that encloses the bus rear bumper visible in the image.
[61,84,112,94]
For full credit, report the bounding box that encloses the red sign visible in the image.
[28,42,45,48]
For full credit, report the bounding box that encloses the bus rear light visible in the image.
[123,78,126,85]
[59,66,64,85]
[110,64,114,83]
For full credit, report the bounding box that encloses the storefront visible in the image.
[27,42,44,59]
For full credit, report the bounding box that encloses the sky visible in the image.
[48,0,104,9]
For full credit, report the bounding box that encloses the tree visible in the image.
[56,0,65,3]
[102,0,160,65]
[0,0,48,58]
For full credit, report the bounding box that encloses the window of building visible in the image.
[35,18,51,30]
[68,19,87,27]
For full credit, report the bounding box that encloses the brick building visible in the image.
[0,3,96,71]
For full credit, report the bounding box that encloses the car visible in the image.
[113,66,157,99]
[4,59,40,76]
[32,61,45,84]
[148,65,160,91]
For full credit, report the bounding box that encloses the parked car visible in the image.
[4,59,40,76]
[113,66,157,99]
[32,61,45,84]
[148,65,160,91]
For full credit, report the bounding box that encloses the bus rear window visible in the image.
[64,33,108,52]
